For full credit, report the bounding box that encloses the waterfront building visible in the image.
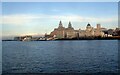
[50,21,105,39]
[85,23,94,37]
[50,21,76,39]
[14,37,22,41]
[112,28,120,36]
[14,35,32,41]
[107,29,114,35]
[50,21,65,38]
[65,22,76,38]
[94,24,104,37]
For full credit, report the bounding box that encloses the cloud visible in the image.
[2,14,118,26]
[2,14,41,25]
[51,9,61,12]
[2,14,118,37]
[46,15,118,24]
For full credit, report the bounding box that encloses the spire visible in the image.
[59,20,63,27]
[68,21,72,28]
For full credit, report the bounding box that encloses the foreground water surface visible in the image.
[2,40,119,73]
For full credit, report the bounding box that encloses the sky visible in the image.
[1,0,120,2]
[2,2,118,37]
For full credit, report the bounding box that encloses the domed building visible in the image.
[85,23,94,37]
[50,21,104,39]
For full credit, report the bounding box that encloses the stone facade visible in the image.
[50,21,76,39]
[50,21,104,39]
[94,24,104,37]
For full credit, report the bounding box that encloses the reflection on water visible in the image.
[2,40,119,73]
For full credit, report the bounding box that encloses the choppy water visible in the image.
[2,40,119,74]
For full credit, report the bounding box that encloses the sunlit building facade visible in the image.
[50,21,104,39]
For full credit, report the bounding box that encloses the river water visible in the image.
[2,40,119,74]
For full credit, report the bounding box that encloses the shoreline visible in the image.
[2,38,120,41]
[2,36,120,41]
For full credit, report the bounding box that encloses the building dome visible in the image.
[87,23,91,26]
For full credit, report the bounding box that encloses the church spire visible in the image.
[68,21,72,28]
[59,20,63,27]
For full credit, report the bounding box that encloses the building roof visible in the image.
[59,20,63,27]
[68,21,72,28]
[87,23,91,26]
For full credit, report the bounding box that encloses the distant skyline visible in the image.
[2,2,118,37]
